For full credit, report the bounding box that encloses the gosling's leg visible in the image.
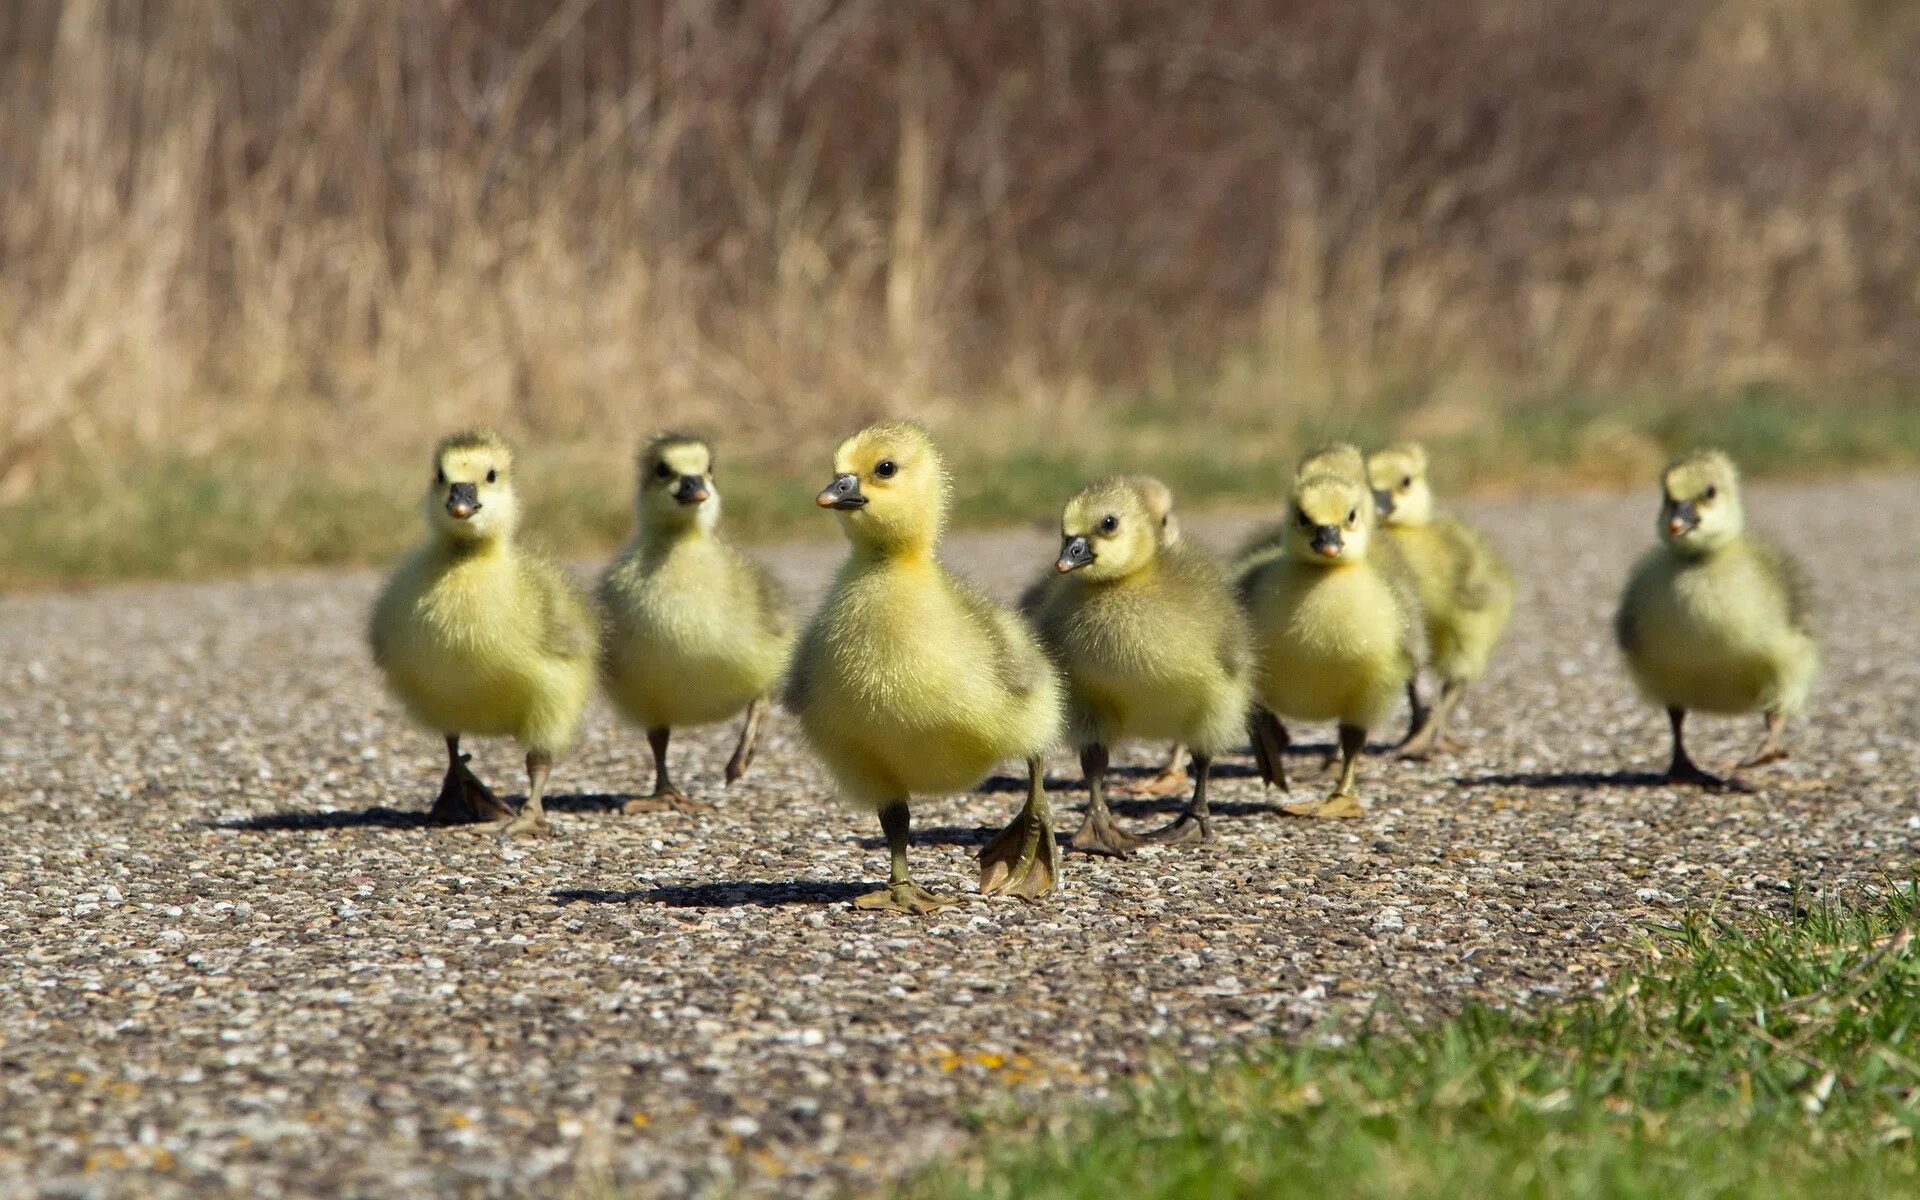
[1068,744,1145,857]
[1283,723,1368,818]
[1248,708,1291,792]
[1735,710,1791,771]
[1119,742,1190,798]
[723,695,769,785]
[1400,679,1466,760]
[1661,706,1737,790]
[979,757,1061,899]
[495,750,556,838]
[623,727,711,815]
[428,734,515,825]
[855,801,959,914]
[1146,751,1215,844]
[1399,677,1429,747]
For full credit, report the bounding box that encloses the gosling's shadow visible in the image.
[212,791,618,831]
[1108,797,1285,819]
[554,881,868,908]
[211,807,436,831]
[1454,770,1671,790]
[541,792,633,815]
[857,825,999,850]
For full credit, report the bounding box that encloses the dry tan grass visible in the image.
[2,1,1918,556]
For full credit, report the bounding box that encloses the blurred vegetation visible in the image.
[3,1,1920,583]
[909,886,1920,1200]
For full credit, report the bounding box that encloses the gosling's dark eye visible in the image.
[435,467,446,485]
[1099,514,1119,534]
[1401,476,1412,489]
[654,461,673,479]
[485,468,497,484]
[1296,509,1312,528]
[1703,485,1717,501]
[874,460,898,479]
[1348,507,1358,524]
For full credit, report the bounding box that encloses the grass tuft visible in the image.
[908,886,1920,1200]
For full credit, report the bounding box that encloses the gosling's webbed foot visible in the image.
[1144,811,1212,845]
[1397,722,1442,761]
[978,808,1060,900]
[1116,764,1190,799]
[853,881,960,915]
[1660,759,1749,793]
[491,808,555,839]
[1735,746,1790,771]
[1068,809,1145,858]
[429,754,515,825]
[622,788,712,816]
[1280,792,1368,819]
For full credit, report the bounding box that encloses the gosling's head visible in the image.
[817,420,948,552]
[427,429,519,545]
[1055,477,1164,582]
[1297,441,1368,486]
[1658,450,1743,555]
[1367,442,1433,527]
[1287,471,1375,566]
[1124,474,1182,546]
[636,433,719,534]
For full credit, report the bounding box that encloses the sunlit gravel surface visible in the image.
[2,476,1916,1198]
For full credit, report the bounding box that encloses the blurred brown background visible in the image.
[3,0,1917,580]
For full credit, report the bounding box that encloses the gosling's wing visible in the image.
[1614,550,1660,655]
[1232,521,1287,567]
[1754,538,1816,637]
[1437,515,1509,613]
[522,553,597,665]
[1163,543,1251,678]
[950,572,1051,700]
[735,548,794,643]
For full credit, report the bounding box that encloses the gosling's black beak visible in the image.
[1310,525,1343,557]
[673,474,710,505]
[817,473,866,510]
[446,482,481,520]
[1666,499,1698,537]
[1373,489,1394,517]
[1056,535,1095,573]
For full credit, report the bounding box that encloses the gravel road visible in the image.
[3,475,1916,1199]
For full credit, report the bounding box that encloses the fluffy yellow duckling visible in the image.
[1615,450,1817,787]
[786,421,1066,913]
[1033,478,1253,854]
[1366,442,1514,758]
[1019,474,1189,796]
[1241,470,1417,817]
[369,430,595,836]
[600,434,794,813]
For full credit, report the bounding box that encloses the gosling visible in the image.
[1614,450,1817,787]
[786,421,1065,913]
[1020,474,1190,797]
[1367,442,1514,758]
[1032,477,1253,855]
[1241,469,1417,817]
[369,430,595,836]
[600,435,794,813]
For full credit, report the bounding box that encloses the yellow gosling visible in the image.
[1020,474,1190,797]
[600,435,794,814]
[1241,470,1417,817]
[1367,442,1514,759]
[369,430,595,837]
[786,421,1066,913]
[1615,450,1817,788]
[1033,478,1253,855]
